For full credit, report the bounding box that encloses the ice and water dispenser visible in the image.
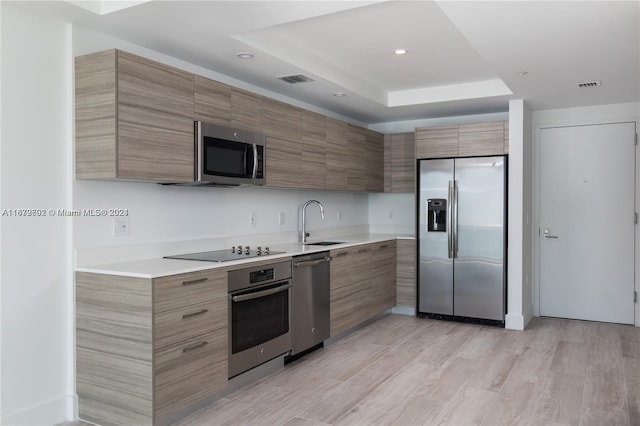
[427,199,447,232]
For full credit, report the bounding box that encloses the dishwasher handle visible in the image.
[293,256,331,268]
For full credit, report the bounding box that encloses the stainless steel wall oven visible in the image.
[228,261,292,378]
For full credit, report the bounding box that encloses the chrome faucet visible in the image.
[300,200,325,243]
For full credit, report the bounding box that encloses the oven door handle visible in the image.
[231,282,292,303]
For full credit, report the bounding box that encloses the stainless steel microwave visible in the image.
[195,121,266,186]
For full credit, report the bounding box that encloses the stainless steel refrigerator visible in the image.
[417,156,506,323]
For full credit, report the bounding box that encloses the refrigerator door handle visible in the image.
[452,180,459,258]
[447,180,454,258]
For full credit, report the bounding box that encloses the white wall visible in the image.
[75,181,369,252]
[368,193,414,234]
[505,99,534,330]
[1,4,73,424]
[532,102,640,327]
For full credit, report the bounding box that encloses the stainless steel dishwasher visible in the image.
[291,251,331,355]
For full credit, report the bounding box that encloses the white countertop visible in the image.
[76,233,414,279]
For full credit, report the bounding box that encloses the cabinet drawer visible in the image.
[154,329,227,421]
[154,297,226,349]
[154,269,226,313]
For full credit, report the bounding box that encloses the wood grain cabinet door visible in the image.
[347,125,367,191]
[230,88,262,133]
[263,99,302,188]
[193,75,231,126]
[116,51,195,182]
[302,110,327,190]
[365,130,384,192]
[326,118,349,191]
[396,239,416,308]
[458,121,505,156]
[415,125,458,159]
[390,132,415,193]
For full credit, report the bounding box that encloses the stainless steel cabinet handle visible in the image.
[336,252,349,257]
[358,248,371,253]
[182,341,208,353]
[543,229,559,239]
[231,283,292,303]
[379,244,388,249]
[182,309,208,319]
[182,278,208,286]
[294,257,331,268]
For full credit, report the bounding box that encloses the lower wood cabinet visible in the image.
[396,239,416,308]
[76,268,228,426]
[329,240,397,337]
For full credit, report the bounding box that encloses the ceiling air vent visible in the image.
[577,80,601,88]
[277,74,315,84]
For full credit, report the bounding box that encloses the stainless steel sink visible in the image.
[304,241,344,246]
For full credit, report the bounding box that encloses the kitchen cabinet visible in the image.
[329,241,396,337]
[230,88,262,133]
[301,110,328,190]
[396,239,416,308]
[75,49,194,182]
[458,121,505,156]
[384,132,415,193]
[365,129,384,192]
[347,125,367,191]
[504,120,510,154]
[76,268,228,426]
[415,121,508,159]
[194,75,232,126]
[263,98,302,188]
[326,118,349,191]
[370,241,397,314]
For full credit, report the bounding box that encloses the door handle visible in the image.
[543,229,559,239]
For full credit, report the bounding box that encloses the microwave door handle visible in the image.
[251,144,258,179]
[195,121,203,181]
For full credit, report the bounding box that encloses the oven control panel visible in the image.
[228,260,292,293]
[250,268,274,284]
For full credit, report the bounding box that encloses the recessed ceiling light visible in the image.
[518,71,528,76]
[237,52,254,59]
[333,92,347,97]
[394,49,408,55]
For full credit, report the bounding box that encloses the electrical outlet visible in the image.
[388,210,393,220]
[278,212,285,226]
[113,218,130,236]
[250,212,256,227]
[337,210,342,222]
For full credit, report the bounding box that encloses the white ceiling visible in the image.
[13,0,640,124]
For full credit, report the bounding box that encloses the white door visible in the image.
[539,122,635,324]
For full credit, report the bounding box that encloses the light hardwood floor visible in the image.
[64,314,640,426]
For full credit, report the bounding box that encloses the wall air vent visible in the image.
[277,74,315,84]
[577,80,601,88]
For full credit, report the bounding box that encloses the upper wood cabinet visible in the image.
[365,129,384,192]
[384,132,415,193]
[301,111,327,190]
[193,75,231,126]
[76,49,195,182]
[458,121,504,157]
[326,118,349,191]
[415,125,459,159]
[347,125,367,192]
[76,49,385,191]
[415,121,508,159]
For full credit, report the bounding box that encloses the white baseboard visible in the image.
[1,393,73,425]
[505,313,525,330]
[391,306,415,316]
